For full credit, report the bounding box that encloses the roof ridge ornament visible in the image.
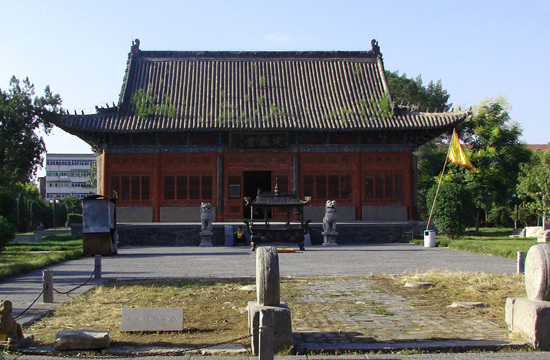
[131,38,140,54]
[371,39,381,56]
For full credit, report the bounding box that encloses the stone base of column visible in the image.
[248,301,292,355]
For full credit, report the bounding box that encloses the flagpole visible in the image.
[426,137,452,231]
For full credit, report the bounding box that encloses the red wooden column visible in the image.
[407,152,415,220]
[99,152,107,197]
[355,152,363,221]
[216,155,224,222]
[152,149,161,222]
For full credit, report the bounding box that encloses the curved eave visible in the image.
[55,110,470,135]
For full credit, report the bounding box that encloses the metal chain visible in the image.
[15,268,96,320]
[53,268,96,295]
[15,269,259,355]
[14,287,46,320]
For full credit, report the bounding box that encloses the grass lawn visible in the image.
[0,233,83,282]
[412,227,539,260]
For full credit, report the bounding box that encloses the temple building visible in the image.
[55,40,469,223]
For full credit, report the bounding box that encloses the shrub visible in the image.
[0,216,15,252]
[426,182,475,239]
[67,213,83,225]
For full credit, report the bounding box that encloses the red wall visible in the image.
[102,150,413,221]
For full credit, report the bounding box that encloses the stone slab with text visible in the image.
[120,307,183,332]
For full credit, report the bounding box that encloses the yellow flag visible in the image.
[448,129,474,171]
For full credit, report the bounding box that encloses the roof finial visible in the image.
[131,38,140,54]
[371,39,380,55]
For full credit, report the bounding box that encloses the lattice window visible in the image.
[112,175,150,202]
[365,173,404,201]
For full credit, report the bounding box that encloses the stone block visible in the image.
[116,206,153,222]
[248,301,292,355]
[404,281,433,288]
[526,226,543,238]
[322,231,338,246]
[539,230,550,243]
[120,307,184,332]
[224,225,235,246]
[362,205,408,221]
[70,223,83,239]
[54,329,110,350]
[199,230,213,247]
[505,297,550,350]
[12,234,41,243]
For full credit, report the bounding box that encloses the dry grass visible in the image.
[369,271,526,328]
[30,278,255,349]
[28,272,526,350]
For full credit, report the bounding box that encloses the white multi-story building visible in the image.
[45,153,96,200]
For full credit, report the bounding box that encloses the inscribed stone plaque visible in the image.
[120,307,183,332]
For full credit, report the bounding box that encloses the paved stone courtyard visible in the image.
[287,277,515,352]
[3,244,525,355]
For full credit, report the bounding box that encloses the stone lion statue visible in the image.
[323,200,337,232]
[0,300,32,349]
[200,202,213,232]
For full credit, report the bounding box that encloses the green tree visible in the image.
[385,71,451,112]
[86,160,97,189]
[0,216,15,252]
[10,182,45,232]
[0,76,63,183]
[517,145,550,225]
[57,203,68,227]
[459,97,531,231]
[426,179,475,239]
[0,76,62,234]
[60,195,82,214]
[386,70,453,220]
[415,136,448,219]
[86,151,100,189]
[29,200,40,230]
[16,193,28,233]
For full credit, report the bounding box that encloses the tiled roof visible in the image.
[56,46,469,135]
[527,144,549,151]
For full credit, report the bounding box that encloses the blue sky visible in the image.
[1,0,548,171]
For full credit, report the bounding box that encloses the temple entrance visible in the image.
[243,171,272,219]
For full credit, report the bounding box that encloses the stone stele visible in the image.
[54,329,110,350]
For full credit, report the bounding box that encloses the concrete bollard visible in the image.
[95,255,102,280]
[258,308,274,360]
[517,251,525,274]
[43,270,54,303]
